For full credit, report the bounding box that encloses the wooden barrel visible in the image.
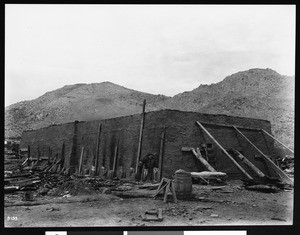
[174,171,192,199]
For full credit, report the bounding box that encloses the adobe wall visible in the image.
[20,109,276,179]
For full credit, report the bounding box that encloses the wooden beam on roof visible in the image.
[196,121,253,180]
[233,125,294,186]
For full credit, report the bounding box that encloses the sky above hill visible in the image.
[5,4,295,107]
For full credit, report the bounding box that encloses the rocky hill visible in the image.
[5,82,170,138]
[5,68,294,149]
[163,68,294,148]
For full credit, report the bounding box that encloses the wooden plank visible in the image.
[158,127,166,181]
[95,123,102,175]
[78,147,84,174]
[196,121,253,180]
[232,149,265,178]
[233,125,294,186]
[192,147,217,172]
[135,99,146,173]
[261,129,294,155]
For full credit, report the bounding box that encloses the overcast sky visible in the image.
[5,4,295,107]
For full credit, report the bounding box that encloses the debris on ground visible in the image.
[139,183,160,190]
[141,208,163,221]
[242,176,291,193]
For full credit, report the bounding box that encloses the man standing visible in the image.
[136,153,158,181]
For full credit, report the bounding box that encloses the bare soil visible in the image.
[4,180,293,227]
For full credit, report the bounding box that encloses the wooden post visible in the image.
[112,139,119,177]
[37,146,40,161]
[192,148,217,172]
[78,147,84,174]
[135,99,146,173]
[60,143,65,171]
[196,121,253,180]
[69,121,79,174]
[232,149,265,178]
[158,127,166,181]
[95,123,102,175]
[233,125,294,186]
[27,145,31,166]
[261,129,294,155]
[48,146,51,164]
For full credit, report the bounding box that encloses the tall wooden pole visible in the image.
[158,127,166,181]
[233,125,293,186]
[95,123,102,175]
[261,129,294,155]
[196,121,253,180]
[135,99,146,173]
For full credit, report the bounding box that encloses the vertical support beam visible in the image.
[27,145,30,158]
[27,145,31,166]
[60,143,65,170]
[69,121,79,174]
[95,123,102,175]
[135,99,146,173]
[233,125,294,186]
[112,139,119,177]
[48,146,51,164]
[78,146,84,174]
[158,127,166,181]
[37,146,40,161]
[261,129,294,155]
[196,121,253,180]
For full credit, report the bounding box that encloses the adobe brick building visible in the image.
[20,109,280,180]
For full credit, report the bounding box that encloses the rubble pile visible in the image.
[4,151,139,201]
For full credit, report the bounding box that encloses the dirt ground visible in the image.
[4,180,293,227]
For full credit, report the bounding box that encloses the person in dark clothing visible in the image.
[136,153,158,181]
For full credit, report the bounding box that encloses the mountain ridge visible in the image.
[5,68,294,149]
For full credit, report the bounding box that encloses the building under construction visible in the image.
[19,109,293,185]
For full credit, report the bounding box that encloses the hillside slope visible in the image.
[5,68,294,148]
[163,68,294,148]
[5,82,170,137]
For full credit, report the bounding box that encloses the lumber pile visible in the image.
[4,151,65,194]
